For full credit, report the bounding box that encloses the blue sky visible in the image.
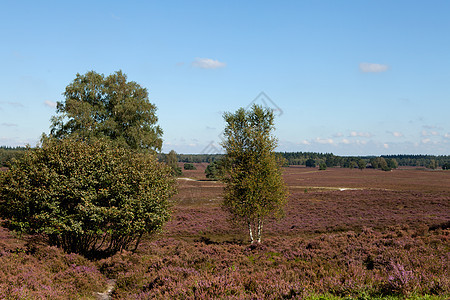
[1,1,449,155]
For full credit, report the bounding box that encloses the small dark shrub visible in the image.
[183,163,196,170]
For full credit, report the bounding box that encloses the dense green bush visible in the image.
[205,160,223,180]
[0,137,177,257]
[183,163,196,170]
[305,158,316,168]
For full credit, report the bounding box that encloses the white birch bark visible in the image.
[256,218,263,243]
[248,222,254,244]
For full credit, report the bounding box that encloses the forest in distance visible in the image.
[168,152,450,170]
[2,146,449,170]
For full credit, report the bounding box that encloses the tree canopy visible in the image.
[221,105,288,243]
[50,70,163,152]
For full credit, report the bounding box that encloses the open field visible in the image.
[0,166,449,299]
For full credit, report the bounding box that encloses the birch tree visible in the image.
[221,105,288,243]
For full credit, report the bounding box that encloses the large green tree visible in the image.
[50,70,162,152]
[221,105,288,243]
[0,137,176,257]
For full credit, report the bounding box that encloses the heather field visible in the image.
[0,165,449,299]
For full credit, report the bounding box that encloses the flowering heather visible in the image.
[101,227,448,299]
[1,166,449,298]
[0,226,108,299]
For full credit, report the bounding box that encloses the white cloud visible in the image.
[388,131,403,137]
[421,138,431,144]
[192,58,226,69]
[315,137,334,144]
[44,100,57,108]
[300,140,310,145]
[333,132,343,137]
[342,138,350,144]
[349,131,372,138]
[421,130,439,137]
[383,143,389,149]
[359,62,389,73]
[444,133,450,139]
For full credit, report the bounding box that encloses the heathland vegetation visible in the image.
[0,71,449,299]
[0,165,448,299]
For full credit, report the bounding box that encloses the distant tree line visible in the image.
[380,154,450,169]
[2,147,450,170]
[173,152,450,170]
[174,154,225,163]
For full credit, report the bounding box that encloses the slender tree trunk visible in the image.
[248,221,254,244]
[257,218,263,243]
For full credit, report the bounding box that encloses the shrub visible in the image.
[0,137,177,257]
[183,163,196,170]
[205,160,223,180]
[305,158,316,168]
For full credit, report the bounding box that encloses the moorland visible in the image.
[0,165,449,299]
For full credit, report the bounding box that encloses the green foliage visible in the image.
[427,159,437,170]
[318,162,327,170]
[0,137,177,257]
[183,163,196,170]
[305,158,316,168]
[166,150,182,176]
[221,105,288,243]
[357,159,366,170]
[386,158,398,169]
[50,70,163,153]
[0,147,26,167]
[205,160,224,180]
[442,163,450,170]
[370,157,388,170]
[173,153,450,169]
